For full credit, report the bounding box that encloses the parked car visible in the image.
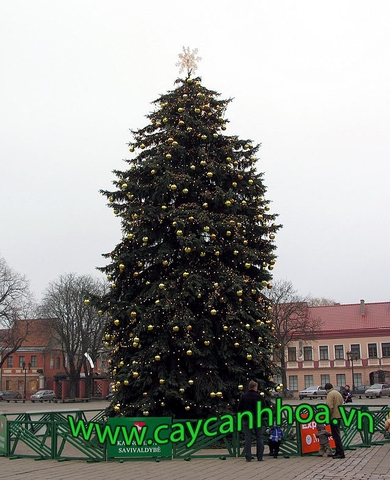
[298,386,327,400]
[271,388,294,398]
[0,391,22,400]
[365,384,390,398]
[352,385,371,396]
[30,390,56,402]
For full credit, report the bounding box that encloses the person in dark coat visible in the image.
[237,380,264,462]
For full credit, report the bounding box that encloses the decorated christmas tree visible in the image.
[94,48,281,419]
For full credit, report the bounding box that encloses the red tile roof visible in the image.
[309,301,390,334]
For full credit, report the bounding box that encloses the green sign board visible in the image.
[0,415,8,456]
[107,417,172,458]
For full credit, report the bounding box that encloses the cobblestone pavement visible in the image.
[0,443,389,480]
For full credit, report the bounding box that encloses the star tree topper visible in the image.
[176,47,202,76]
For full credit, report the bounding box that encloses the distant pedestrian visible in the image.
[325,383,345,459]
[238,380,264,462]
[315,423,333,457]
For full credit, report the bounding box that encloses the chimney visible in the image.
[360,299,365,316]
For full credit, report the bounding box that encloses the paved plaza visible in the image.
[0,442,389,480]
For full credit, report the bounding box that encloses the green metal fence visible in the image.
[0,404,389,462]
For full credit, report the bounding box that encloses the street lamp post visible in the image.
[347,351,358,391]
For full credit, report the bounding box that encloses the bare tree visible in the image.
[39,273,107,398]
[307,297,337,306]
[0,256,36,368]
[266,279,322,396]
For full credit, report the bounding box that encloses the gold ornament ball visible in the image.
[160,402,166,407]
[188,380,194,385]
[131,311,137,317]
[204,340,210,346]
[190,165,196,170]
[200,160,207,166]
[155,355,161,361]
[226,230,232,236]
[185,406,191,411]
[245,324,250,330]
[133,372,139,378]
[269,233,275,240]
[236,290,243,297]
[247,354,253,360]
[194,108,201,113]
[201,135,207,140]
[200,252,206,258]
[183,271,189,277]
[142,236,148,243]
[233,250,239,255]
[170,184,177,190]
[216,391,223,397]
[232,182,237,187]
[114,319,120,326]
[234,342,240,348]
[84,299,90,306]
[148,325,154,331]
[159,379,165,384]
[134,337,140,342]
[162,260,168,266]
[184,247,191,253]
[225,200,231,207]
[210,392,216,398]
[124,379,129,386]
[238,385,244,391]
[176,230,183,236]
[182,188,189,194]
[207,172,213,178]
[114,405,120,412]
[167,137,174,143]
[143,411,150,417]
[159,283,165,289]
[143,392,148,397]
[151,169,156,175]
[173,326,179,332]
[119,361,124,367]
[186,350,193,356]
[202,202,208,208]
[223,326,228,331]
[179,388,185,393]
[186,325,193,330]
[211,309,217,315]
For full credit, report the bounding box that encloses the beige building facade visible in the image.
[276,300,390,392]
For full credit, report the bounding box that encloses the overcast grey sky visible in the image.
[1,1,389,304]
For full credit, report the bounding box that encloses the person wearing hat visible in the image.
[325,382,345,458]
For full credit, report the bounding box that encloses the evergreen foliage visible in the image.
[93,73,281,419]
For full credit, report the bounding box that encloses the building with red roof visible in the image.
[279,300,390,393]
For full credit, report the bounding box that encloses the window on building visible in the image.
[289,375,298,391]
[321,374,330,386]
[382,343,390,357]
[319,346,329,360]
[336,374,346,386]
[350,344,360,359]
[19,356,25,368]
[304,375,314,388]
[288,347,297,362]
[354,373,362,387]
[273,349,282,362]
[368,343,378,358]
[30,356,37,367]
[7,356,13,368]
[274,374,282,384]
[56,357,61,369]
[303,346,313,361]
[334,345,344,360]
